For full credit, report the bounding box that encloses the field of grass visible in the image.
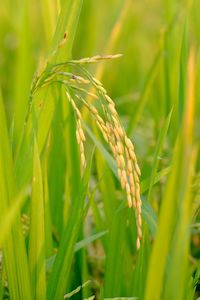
[0,0,200,299]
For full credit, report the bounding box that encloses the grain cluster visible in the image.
[31,54,142,249]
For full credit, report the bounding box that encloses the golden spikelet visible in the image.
[21,214,30,236]
[32,53,142,249]
[69,64,142,249]
[66,90,86,169]
[69,54,123,64]
[84,72,142,249]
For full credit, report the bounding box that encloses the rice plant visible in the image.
[0,0,200,299]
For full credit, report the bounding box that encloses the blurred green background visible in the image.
[0,0,200,299]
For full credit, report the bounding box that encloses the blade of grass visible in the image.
[13,1,34,151]
[104,207,133,297]
[163,31,171,116]
[43,147,53,258]
[144,47,197,300]
[147,108,173,202]
[48,0,83,63]
[178,22,188,126]
[48,95,66,234]
[144,130,197,300]
[46,230,108,271]
[132,227,150,299]
[0,188,29,247]
[0,91,32,300]
[39,0,59,48]
[163,147,197,299]
[64,280,91,299]
[28,137,46,300]
[47,150,93,300]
